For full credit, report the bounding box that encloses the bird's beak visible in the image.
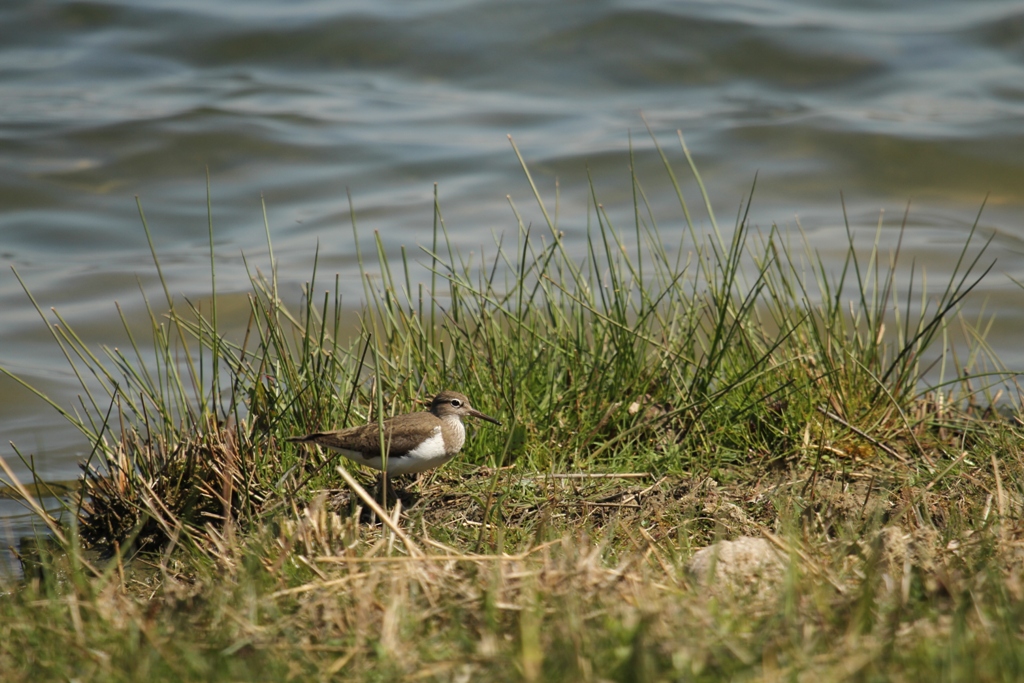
[469,408,502,426]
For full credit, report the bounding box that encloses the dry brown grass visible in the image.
[4,415,1024,682]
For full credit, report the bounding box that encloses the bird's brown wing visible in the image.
[292,412,441,458]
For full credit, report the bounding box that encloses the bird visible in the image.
[286,391,501,476]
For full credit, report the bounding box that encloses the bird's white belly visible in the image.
[338,430,452,475]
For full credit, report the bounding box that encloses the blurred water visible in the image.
[2,0,1024,543]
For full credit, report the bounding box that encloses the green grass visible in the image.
[1,131,1022,682]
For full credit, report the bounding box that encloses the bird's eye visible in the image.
[451,399,461,407]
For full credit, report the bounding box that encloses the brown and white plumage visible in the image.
[286,391,500,476]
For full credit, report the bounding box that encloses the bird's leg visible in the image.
[366,473,399,514]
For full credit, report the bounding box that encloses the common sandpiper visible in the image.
[286,390,501,476]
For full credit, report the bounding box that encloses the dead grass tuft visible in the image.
[75,420,270,553]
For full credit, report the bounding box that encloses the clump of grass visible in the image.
[1,130,1006,545]
[1,130,1020,681]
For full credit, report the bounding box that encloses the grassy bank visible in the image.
[2,134,1022,681]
